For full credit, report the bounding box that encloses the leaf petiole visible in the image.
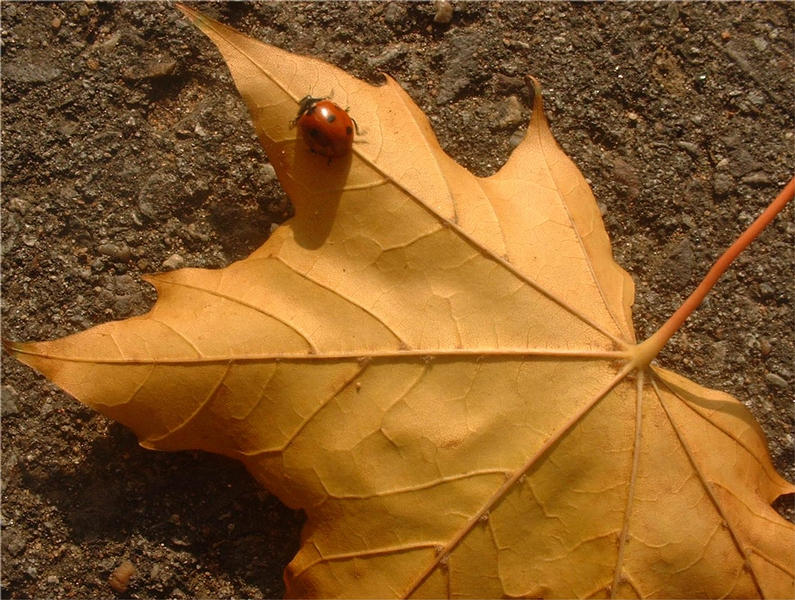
[632,177,794,369]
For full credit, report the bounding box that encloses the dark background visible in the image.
[2,2,793,598]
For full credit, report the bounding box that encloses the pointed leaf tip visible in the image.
[1,338,19,357]
[525,74,544,115]
[175,3,206,27]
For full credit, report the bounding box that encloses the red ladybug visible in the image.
[292,96,357,160]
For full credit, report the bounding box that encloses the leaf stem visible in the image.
[633,177,794,368]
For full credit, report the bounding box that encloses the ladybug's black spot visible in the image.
[326,113,336,123]
[346,126,353,135]
[309,128,320,138]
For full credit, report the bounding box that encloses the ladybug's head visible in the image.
[296,95,325,117]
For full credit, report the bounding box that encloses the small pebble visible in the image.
[46,575,59,585]
[138,199,157,220]
[746,90,765,108]
[368,45,407,69]
[162,253,185,270]
[765,373,788,389]
[108,560,136,594]
[185,223,210,242]
[758,282,775,300]
[171,537,191,547]
[122,59,177,81]
[51,16,62,30]
[1,385,20,417]
[5,533,26,556]
[502,37,530,51]
[492,73,523,95]
[383,2,405,25]
[676,141,700,157]
[97,243,131,262]
[433,0,453,24]
[495,95,523,129]
[260,163,277,183]
[612,157,640,200]
[740,171,770,185]
[712,172,733,197]
[7,197,30,214]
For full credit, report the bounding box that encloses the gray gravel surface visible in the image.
[2,2,793,598]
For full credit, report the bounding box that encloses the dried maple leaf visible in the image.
[7,7,794,598]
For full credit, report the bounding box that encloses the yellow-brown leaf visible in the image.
[8,7,793,598]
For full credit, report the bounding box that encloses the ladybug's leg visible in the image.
[342,104,362,136]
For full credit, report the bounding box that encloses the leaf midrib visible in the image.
[12,344,628,365]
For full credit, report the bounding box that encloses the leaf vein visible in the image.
[402,361,635,598]
[152,276,317,352]
[536,130,628,342]
[650,375,765,598]
[145,362,232,444]
[271,255,410,348]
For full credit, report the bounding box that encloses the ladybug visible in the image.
[291,95,357,160]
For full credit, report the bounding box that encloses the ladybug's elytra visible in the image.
[291,95,357,159]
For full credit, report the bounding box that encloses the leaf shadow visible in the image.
[22,423,303,596]
[288,147,353,250]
